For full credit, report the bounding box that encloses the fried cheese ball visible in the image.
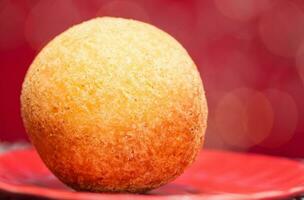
[21,17,208,193]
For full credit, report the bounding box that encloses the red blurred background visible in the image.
[1,0,304,157]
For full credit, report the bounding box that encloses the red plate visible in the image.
[0,148,304,200]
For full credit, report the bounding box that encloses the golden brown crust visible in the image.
[20,17,208,193]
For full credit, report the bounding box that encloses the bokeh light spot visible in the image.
[215,88,273,150]
[296,41,304,83]
[259,89,298,148]
[214,0,272,22]
[259,1,304,57]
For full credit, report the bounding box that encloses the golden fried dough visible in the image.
[21,17,208,193]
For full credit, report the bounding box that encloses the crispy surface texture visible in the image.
[20,17,208,193]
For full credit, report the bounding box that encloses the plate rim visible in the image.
[0,148,304,200]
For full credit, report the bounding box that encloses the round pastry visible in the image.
[21,17,208,193]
